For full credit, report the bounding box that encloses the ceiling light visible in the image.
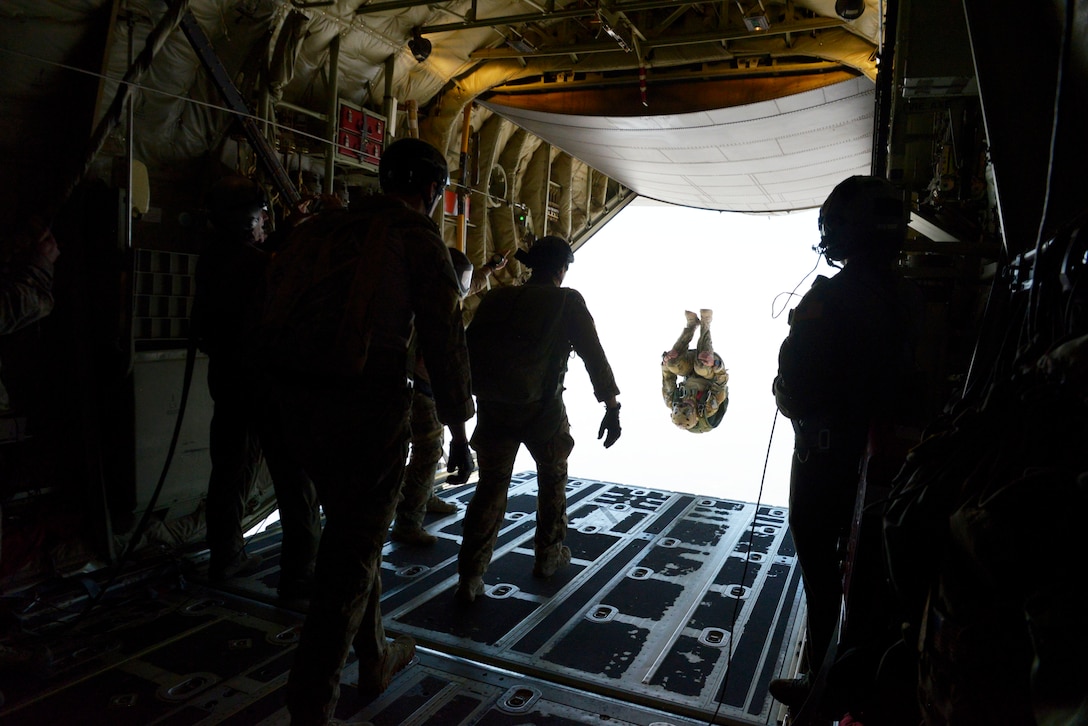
[736,1,770,32]
[408,28,431,62]
[835,0,865,20]
[743,12,770,32]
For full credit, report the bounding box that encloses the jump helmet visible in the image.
[817,176,907,263]
[514,235,575,274]
[379,138,450,198]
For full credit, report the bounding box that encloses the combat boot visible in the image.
[390,524,437,546]
[426,495,458,514]
[208,550,263,583]
[454,576,485,603]
[700,308,713,326]
[532,545,572,578]
[768,674,811,708]
[357,635,416,700]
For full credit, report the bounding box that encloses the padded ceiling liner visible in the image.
[483,76,876,213]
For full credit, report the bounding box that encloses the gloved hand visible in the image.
[598,404,621,448]
[446,441,475,485]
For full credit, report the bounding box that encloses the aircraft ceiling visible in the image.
[1,0,887,227]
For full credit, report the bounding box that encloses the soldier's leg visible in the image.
[697,309,713,354]
[287,467,402,725]
[256,389,320,595]
[352,576,415,698]
[694,309,727,378]
[393,391,444,535]
[206,362,261,579]
[788,445,860,680]
[282,385,410,725]
[666,311,699,357]
[525,418,575,575]
[457,434,519,579]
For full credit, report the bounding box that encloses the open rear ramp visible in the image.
[0,473,804,725]
[378,473,804,725]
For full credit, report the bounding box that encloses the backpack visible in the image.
[466,286,569,404]
[258,207,391,377]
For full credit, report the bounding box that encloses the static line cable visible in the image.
[708,406,781,725]
[772,249,823,320]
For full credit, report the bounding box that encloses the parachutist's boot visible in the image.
[357,635,416,700]
[426,495,458,514]
[209,550,263,583]
[455,576,485,603]
[700,308,713,327]
[533,545,572,578]
[684,310,698,328]
[390,524,437,546]
[768,674,812,709]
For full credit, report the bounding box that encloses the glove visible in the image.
[446,441,475,485]
[598,404,621,448]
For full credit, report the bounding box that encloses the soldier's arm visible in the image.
[565,290,620,402]
[411,231,475,425]
[661,364,678,408]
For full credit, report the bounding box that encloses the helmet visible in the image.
[448,247,474,297]
[516,235,574,274]
[817,176,906,262]
[379,138,450,197]
[207,175,268,236]
[671,400,698,430]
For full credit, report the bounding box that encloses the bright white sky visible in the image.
[508,199,837,508]
[252,200,835,538]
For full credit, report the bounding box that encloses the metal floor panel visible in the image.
[0,472,802,726]
[383,474,804,725]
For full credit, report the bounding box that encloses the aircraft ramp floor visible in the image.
[0,473,804,725]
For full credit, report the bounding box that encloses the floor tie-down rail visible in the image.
[380,473,804,725]
[0,473,803,725]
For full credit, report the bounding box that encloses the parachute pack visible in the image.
[466,285,569,404]
[258,208,390,377]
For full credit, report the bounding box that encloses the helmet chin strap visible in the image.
[423,183,442,216]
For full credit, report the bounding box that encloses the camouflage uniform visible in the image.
[394,375,445,531]
[266,199,474,725]
[460,283,618,577]
[192,229,320,589]
[394,265,497,533]
[661,314,729,433]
